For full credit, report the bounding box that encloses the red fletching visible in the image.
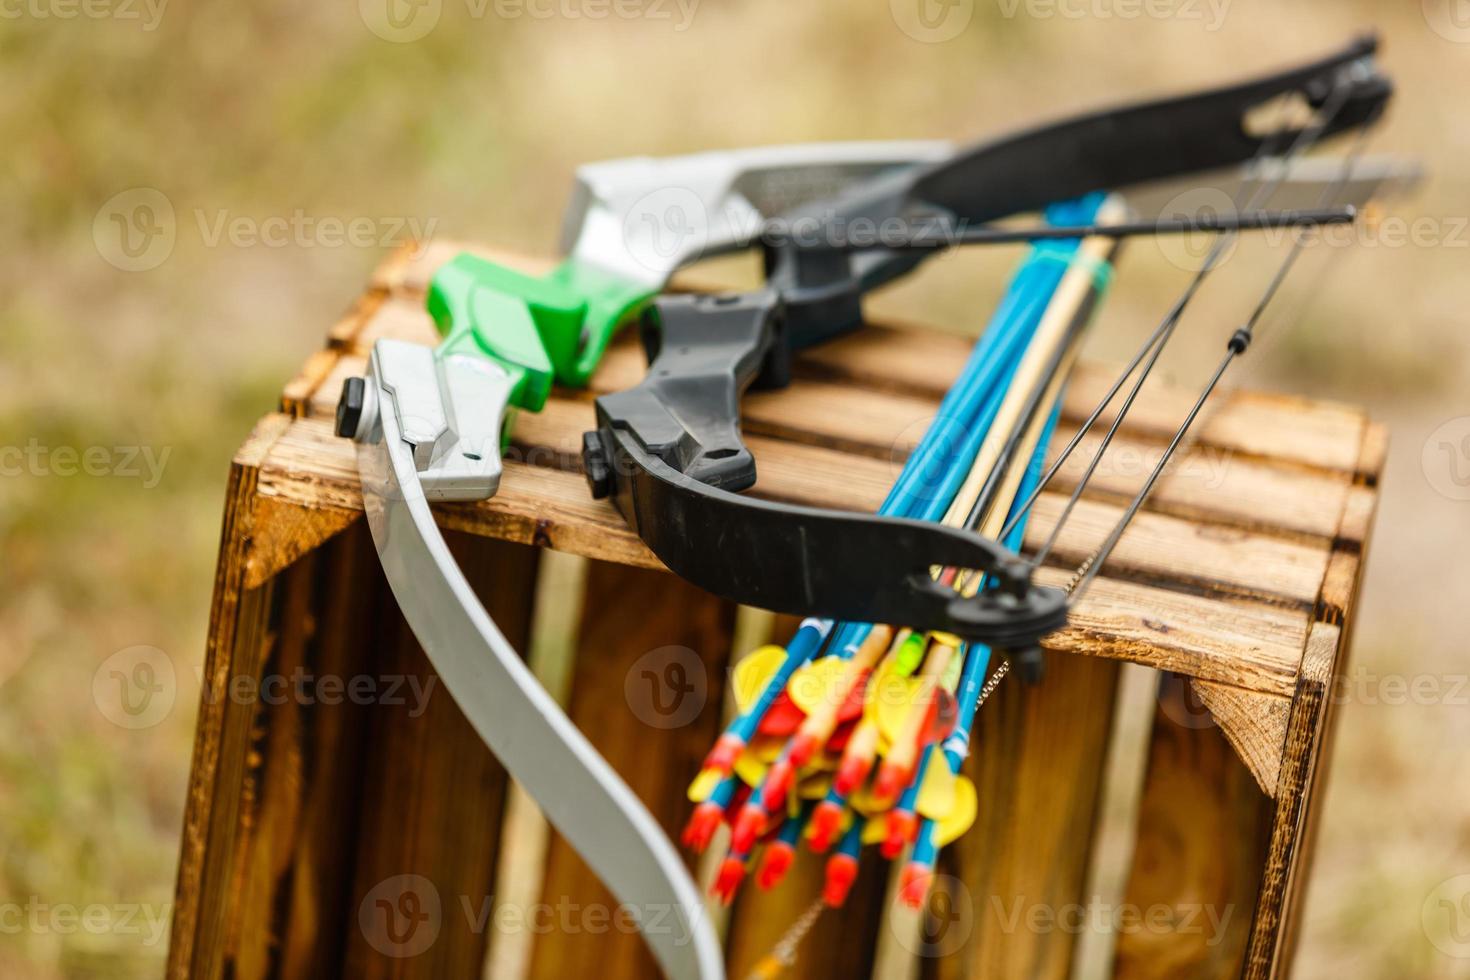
[703,733,745,776]
[807,801,844,853]
[756,692,805,737]
[712,856,747,905]
[757,841,795,890]
[882,810,918,860]
[730,803,767,854]
[682,801,724,852]
[822,854,859,907]
[899,863,932,909]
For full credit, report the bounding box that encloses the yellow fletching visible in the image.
[687,768,722,803]
[731,644,790,713]
[915,747,958,820]
[933,776,978,847]
[798,773,833,800]
[786,656,848,715]
[874,673,924,746]
[735,748,772,786]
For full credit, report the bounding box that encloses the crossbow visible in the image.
[340,34,1413,980]
[581,35,1392,652]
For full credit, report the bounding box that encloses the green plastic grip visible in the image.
[426,253,656,404]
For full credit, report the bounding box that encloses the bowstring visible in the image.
[1065,78,1377,603]
[999,73,1361,556]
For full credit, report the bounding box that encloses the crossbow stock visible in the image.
[342,34,1411,980]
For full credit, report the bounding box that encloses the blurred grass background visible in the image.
[1,0,1468,977]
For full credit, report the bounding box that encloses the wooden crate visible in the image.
[167,241,1385,980]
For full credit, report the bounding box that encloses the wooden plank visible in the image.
[526,558,737,980]
[1034,567,1308,699]
[1112,677,1273,980]
[1042,424,1353,542]
[340,532,540,978]
[927,651,1122,980]
[275,524,385,978]
[723,854,889,980]
[1023,495,1329,608]
[1242,622,1342,980]
[1189,681,1291,797]
[170,437,285,979]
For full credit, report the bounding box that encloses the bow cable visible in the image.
[1002,64,1371,570]
[1067,119,1377,603]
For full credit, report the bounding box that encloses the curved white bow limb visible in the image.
[355,342,723,980]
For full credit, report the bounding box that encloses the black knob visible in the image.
[1016,647,1046,685]
[582,430,613,499]
[335,376,366,439]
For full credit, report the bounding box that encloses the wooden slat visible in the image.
[1243,623,1343,979]
[1112,678,1272,980]
[276,524,383,978]
[526,558,737,980]
[341,532,540,978]
[928,651,1122,980]
[170,437,286,979]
